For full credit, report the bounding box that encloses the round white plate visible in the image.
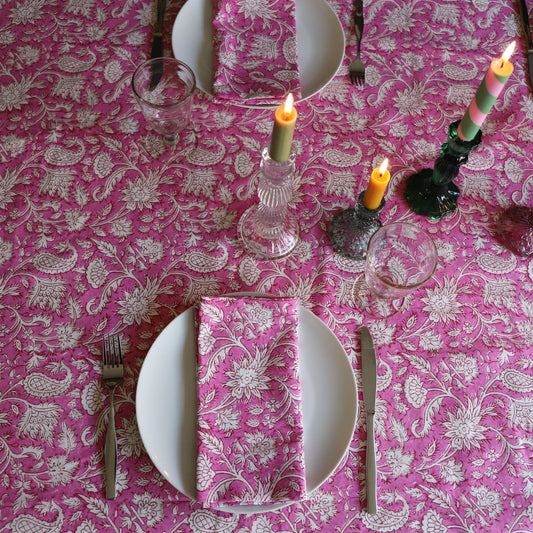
[171,0,345,107]
[136,304,357,514]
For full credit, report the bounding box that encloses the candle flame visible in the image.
[501,41,515,63]
[379,158,389,176]
[283,93,294,118]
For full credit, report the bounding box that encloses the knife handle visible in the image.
[354,0,364,43]
[366,412,377,514]
[519,0,532,48]
[155,0,166,35]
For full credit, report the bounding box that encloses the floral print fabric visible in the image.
[211,0,302,104]
[195,296,306,507]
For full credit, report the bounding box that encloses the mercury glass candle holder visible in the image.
[404,120,482,219]
[329,191,385,260]
[238,147,299,259]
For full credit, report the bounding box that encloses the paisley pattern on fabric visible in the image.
[195,296,305,506]
[212,0,301,104]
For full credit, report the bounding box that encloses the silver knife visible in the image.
[518,0,533,89]
[360,326,377,514]
[149,0,167,89]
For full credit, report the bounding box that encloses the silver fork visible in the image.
[348,0,365,86]
[102,335,123,500]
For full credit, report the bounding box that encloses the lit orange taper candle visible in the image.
[363,158,390,210]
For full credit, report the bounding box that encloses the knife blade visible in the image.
[149,0,167,90]
[360,326,377,514]
[518,0,533,89]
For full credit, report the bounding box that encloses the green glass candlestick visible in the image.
[404,120,482,219]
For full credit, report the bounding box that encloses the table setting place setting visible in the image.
[1,0,533,532]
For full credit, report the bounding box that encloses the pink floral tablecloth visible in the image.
[1,0,533,532]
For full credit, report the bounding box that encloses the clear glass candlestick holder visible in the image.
[329,191,385,260]
[238,148,299,259]
[404,120,482,219]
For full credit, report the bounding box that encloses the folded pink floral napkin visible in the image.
[211,0,302,105]
[195,295,306,507]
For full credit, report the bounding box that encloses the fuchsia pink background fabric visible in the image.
[1,0,533,532]
[212,0,301,104]
[195,296,305,507]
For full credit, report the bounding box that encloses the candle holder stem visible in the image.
[238,147,299,259]
[404,120,482,219]
[329,191,385,260]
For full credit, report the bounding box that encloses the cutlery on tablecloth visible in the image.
[102,335,124,500]
[149,0,167,89]
[360,326,377,514]
[349,0,365,86]
[518,0,533,89]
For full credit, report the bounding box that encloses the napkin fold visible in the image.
[195,296,306,507]
[211,0,302,105]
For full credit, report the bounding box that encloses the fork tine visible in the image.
[103,335,123,366]
[113,336,123,365]
[103,335,109,365]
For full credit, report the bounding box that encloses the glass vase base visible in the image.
[329,208,381,260]
[404,168,460,219]
[238,205,299,259]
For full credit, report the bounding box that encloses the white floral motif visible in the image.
[0,237,13,266]
[74,521,98,533]
[197,453,215,490]
[239,256,261,286]
[422,277,462,323]
[450,353,479,383]
[306,489,337,523]
[384,447,414,478]
[405,374,427,408]
[132,492,164,527]
[17,403,61,445]
[46,455,79,486]
[443,399,488,450]
[422,509,448,533]
[471,485,503,519]
[56,322,83,349]
[117,278,163,325]
[117,416,143,458]
[241,302,274,334]
[0,77,32,111]
[244,432,277,465]
[439,458,465,486]
[215,407,241,434]
[122,173,162,210]
[1,134,26,156]
[136,237,164,264]
[81,381,104,415]
[9,0,45,24]
[225,356,270,401]
[86,257,108,288]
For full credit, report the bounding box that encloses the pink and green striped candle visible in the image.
[457,41,515,142]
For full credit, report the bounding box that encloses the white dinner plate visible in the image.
[171,0,345,107]
[136,302,358,514]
